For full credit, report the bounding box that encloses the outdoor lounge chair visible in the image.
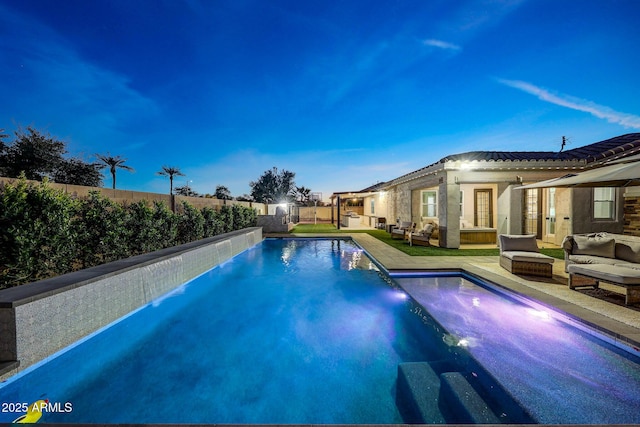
[391,221,414,240]
[409,223,434,246]
[499,234,554,278]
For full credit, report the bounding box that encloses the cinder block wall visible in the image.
[0,176,266,213]
[0,227,262,380]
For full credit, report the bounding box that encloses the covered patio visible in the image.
[330,189,383,230]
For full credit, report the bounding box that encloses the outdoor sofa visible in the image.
[561,232,640,270]
[499,234,555,278]
[562,232,640,305]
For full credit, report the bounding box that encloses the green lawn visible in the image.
[288,223,565,258]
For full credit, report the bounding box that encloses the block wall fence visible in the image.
[0,176,268,214]
[0,227,263,381]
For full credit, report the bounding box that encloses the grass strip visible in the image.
[289,224,565,259]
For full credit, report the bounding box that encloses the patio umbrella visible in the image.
[518,160,640,189]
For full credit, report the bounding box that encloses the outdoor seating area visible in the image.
[391,221,415,240]
[498,234,555,278]
[562,232,640,270]
[563,232,640,305]
[408,223,435,246]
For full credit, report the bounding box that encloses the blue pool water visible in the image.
[0,239,437,424]
[394,273,640,424]
[1,238,640,424]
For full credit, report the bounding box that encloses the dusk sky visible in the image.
[1,0,639,201]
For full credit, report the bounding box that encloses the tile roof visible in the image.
[439,133,640,164]
[380,133,640,189]
[562,133,640,163]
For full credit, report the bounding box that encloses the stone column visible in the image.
[438,179,460,248]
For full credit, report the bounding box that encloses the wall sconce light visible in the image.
[516,175,523,184]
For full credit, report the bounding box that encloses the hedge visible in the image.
[0,177,257,288]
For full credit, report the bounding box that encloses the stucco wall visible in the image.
[0,228,262,380]
[570,187,624,236]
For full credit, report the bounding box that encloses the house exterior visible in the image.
[358,133,640,248]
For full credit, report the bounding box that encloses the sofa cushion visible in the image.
[615,241,640,264]
[502,251,554,264]
[572,234,615,258]
[568,254,618,266]
[499,234,539,253]
[615,262,640,270]
[568,264,640,285]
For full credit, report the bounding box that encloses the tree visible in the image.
[294,186,311,205]
[236,194,254,202]
[157,166,185,195]
[95,154,134,189]
[1,126,67,180]
[0,129,7,176]
[52,157,104,187]
[150,200,177,249]
[0,176,77,287]
[73,191,129,268]
[174,185,198,197]
[175,201,204,245]
[249,167,295,204]
[214,185,232,200]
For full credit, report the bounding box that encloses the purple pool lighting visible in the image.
[393,273,640,424]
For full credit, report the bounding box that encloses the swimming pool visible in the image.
[0,239,437,424]
[0,238,639,424]
[393,273,640,424]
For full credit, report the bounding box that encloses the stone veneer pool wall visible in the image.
[0,227,263,380]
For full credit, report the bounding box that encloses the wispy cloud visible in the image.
[422,39,461,51]
[498,78,640,129]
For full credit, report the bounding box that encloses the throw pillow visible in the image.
[499,234,539,253]
[572,234,615,258]
[615,240,640,263]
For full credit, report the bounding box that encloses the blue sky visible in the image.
[1,0,639,200]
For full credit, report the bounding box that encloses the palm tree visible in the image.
[157,165,185,195]
[95,154,134,189]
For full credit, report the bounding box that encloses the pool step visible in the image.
[397,362,503,424]
[438,372,501,424]
[396,362,446,423]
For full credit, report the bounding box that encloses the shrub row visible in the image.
[0,178,257,288]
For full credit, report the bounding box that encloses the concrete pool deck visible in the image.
[275,233,640,350]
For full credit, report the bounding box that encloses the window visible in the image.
[370,199,375,215]
[459,190,464,218]
[421,191,437,217]
[594,187,615,219]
